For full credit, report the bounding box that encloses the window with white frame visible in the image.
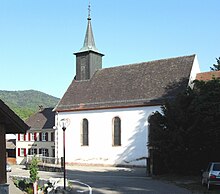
[20,148,26,156]
[20,148,24,156]
[31,133,35,141]
[20,134,24,141]
[41,148,48,157]
[28,148,37,155]
[42,132,48,141]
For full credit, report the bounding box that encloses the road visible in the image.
[9,165,193,194]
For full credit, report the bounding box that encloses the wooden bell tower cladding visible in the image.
[74,11,104,81]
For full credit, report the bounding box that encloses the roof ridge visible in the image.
[55,54,197,112]
[98,54,196,72]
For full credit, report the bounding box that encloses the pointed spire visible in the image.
[79,3,99,53]
[74,1,104,80]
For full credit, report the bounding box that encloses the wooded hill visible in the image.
[0,90,60,120]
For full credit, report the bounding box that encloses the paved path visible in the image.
[8,165,195,194]
[7,173,24,194]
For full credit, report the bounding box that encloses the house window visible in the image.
[39,148,49,157]
[28,148,37,155]
[19,134,24,141]
[51,132,55,141]
[42,132,48,141]
[18,148,27,157]
[52,149,55,157]
[42,149,48,157]
[31,133,35,141]
[113,117,121,146]
[34,132,37,141]
[81,118,89,146]
[20,148,24,156]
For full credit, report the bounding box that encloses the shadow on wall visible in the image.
[115,110,150,167]
[114,78,190,168]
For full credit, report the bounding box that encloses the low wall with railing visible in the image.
[27,155,61,164]
[26,155,63,172]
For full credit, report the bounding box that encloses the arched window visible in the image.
[81,119,89,146]
[113,117,121,146]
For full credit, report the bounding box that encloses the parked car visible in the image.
[202,162,220,190]
[6,163,12,172]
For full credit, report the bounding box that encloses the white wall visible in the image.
[16,130,55,164]
[189,55,201,87]
[55,106,161,167]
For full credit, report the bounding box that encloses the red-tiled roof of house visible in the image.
[196,71,220,81]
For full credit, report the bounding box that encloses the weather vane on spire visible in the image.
[88,0,91,20]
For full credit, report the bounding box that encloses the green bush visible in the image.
[29,156,39,183]
[26,186,33,194]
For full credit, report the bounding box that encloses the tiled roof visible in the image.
[25,108,55,130]
[55,54,196,111]
[196,71,220,81]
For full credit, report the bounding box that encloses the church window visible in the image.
[113,117,121,146]
[81,118,89,146]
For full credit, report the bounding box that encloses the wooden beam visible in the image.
[0,124,6,184]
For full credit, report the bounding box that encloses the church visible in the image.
[54,12,200,167]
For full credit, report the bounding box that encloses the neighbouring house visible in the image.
[53,13,201,168]
[16,107,55,164]
[0,99,29,194]
[6,138,16,164]
[196,70,220,81]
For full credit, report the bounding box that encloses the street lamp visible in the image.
[59,118,70,190]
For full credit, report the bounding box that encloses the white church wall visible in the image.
[189,55,201,87]
[55,105,161,167]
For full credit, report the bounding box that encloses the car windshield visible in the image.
[213,164,220,171]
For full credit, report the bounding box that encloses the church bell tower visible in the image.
[74,4,104,81]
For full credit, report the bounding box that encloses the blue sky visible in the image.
[0,0,219,98]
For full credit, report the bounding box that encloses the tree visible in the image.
[29,156,39,194]
[148,78,220,174]
[210,57,220,71]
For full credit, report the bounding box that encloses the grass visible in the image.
[154,174,220,194]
